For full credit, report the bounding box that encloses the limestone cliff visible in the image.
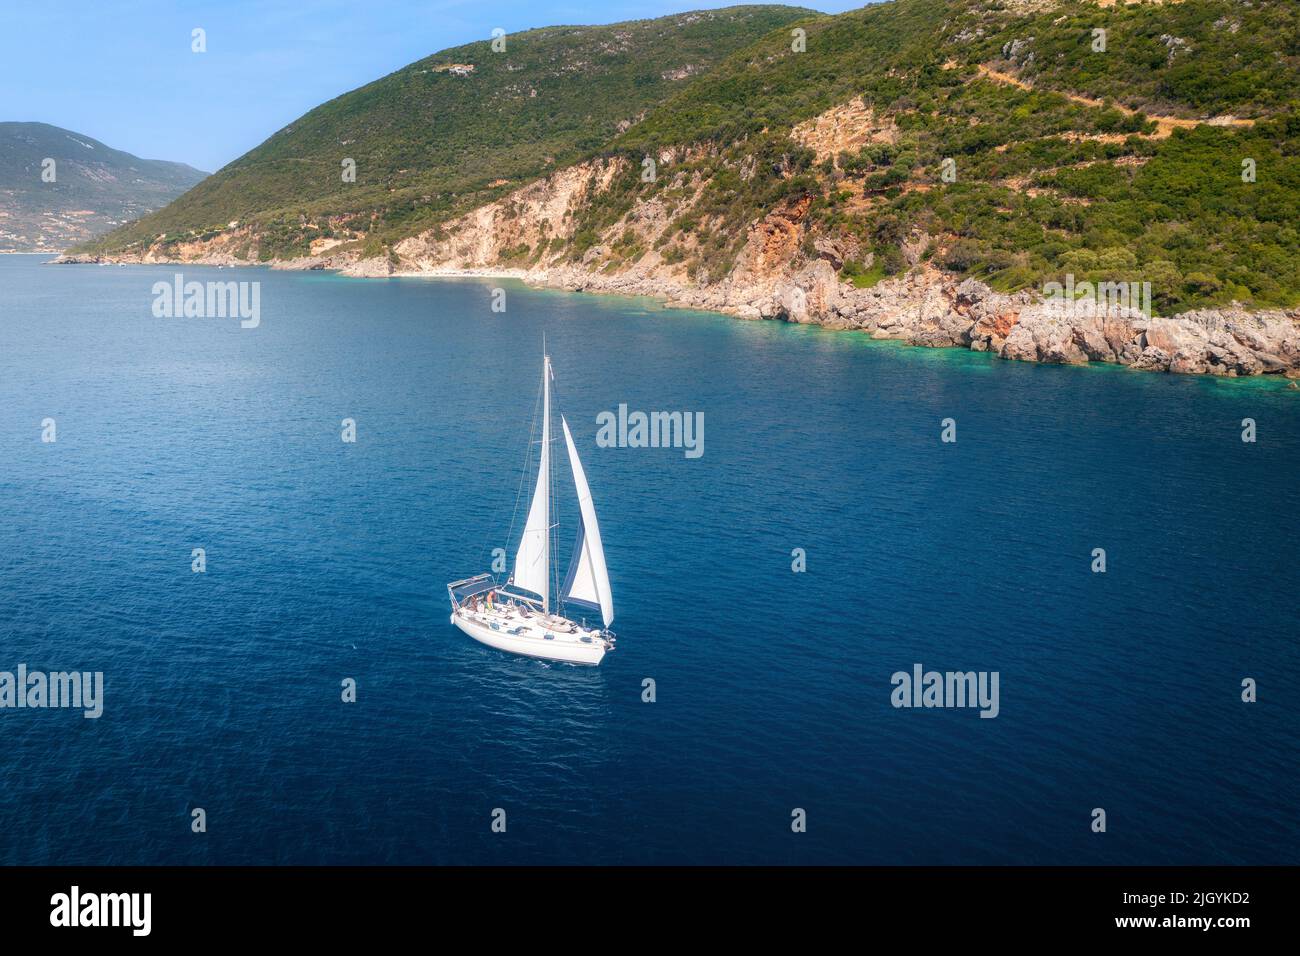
[384,150,1300,380]
[56,146,1300,380]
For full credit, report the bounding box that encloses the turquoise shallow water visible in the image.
[0,254,1297,864]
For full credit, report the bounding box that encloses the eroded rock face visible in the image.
[1004,316,1082,365]
[791,271,1300,377]
[394,158,626,270]
[776,260,842,323]
[813,235,861,271]
[380,126,1300,379]
[1132,346,1172,372]
[790,97,899,165]
[62,134,1300,380]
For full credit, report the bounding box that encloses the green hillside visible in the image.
[77,6,814,260]
[77,0,1300,313]
[586,0,1300,311]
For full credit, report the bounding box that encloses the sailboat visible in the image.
[447,346,616,665]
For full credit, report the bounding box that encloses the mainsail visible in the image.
[512,355,551,610]
[560,415,614,628]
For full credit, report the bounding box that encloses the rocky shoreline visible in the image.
[518,261,1300,379]
[53,249,1300,381]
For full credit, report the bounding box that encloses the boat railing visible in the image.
[447,573,498,610]
[495,585,546,609]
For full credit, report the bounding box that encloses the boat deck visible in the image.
[457,603,606,648]
[450,600,611,664]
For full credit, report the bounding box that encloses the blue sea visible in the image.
[0,253,1296,865]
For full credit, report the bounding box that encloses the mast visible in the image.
[541,348,551,615]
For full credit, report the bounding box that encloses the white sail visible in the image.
[512,355,551,609]
[560,415,614,628]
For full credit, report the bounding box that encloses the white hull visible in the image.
[451,606,608,665]
[447,349,617,665]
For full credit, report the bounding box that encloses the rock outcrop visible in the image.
[52,154,1300,381]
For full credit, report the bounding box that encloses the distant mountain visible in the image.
[0,122,206,252]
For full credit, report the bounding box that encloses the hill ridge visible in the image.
[0,121,207,252]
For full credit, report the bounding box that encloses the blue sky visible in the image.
[0,1,866,173]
